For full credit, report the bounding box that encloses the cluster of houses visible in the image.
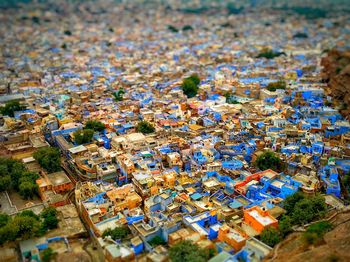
[1,0,350,261]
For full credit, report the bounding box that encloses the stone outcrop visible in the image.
[321,49,350,119]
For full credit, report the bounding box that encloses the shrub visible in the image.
[306,221,332,236]
[260,227,281,247]
[136,121,155,134]
[149,236,166,247]
[169,240,211,262]
[41,248,56,262]
[303,221,332,245]
[102,226,130,241]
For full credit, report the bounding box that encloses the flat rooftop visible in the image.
[48,171,71,185]
[248,210,275,226]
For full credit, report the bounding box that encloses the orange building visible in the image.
[243,206,278,234]
[235,169,279,195]
[36,171,73,206]
[106,184,142,212]
[154,171,176,189]
[168,228,201,246]
[218,224,248,251]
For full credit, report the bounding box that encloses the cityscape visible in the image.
[0,0,350,262]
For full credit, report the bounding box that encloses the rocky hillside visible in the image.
[321,49,350,120]
[266,211,350,262]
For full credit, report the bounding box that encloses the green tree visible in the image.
[0,213,10,228]
[33,147,61,173]
[255,151,284,172]
[0,224,18,245]
[0,208,55,244]
[257,48,286,59]
[182,79,197,98]
[0,175,11,192]
[149,236,166,247]
[84,120,105,132]
[19,171,39,185]
[19,181,38,199]
[17,210,40,221]
[168,240,210,262]
[0,100,26,117]
[291,196,327,225]
[0,157,26,190]
[41,207,59,230]
[42,215,59,230]
[283,192,305,214]
[182,25,193,31]
[167,25,179,33]
[113,88,125,102]
[11,215,40,240]
[0,165,8,176]
[181,74,200,98]
[309,195,327,215]
[102,226,130,241]
[278,215,293,237]
[8,161,26,190]
[224,92,240,104]
[291,200,315,225]
[266,81,286,92]
[41,247,56,262]
[41,206,57,218]
[188,75,200,86]
[260,227,281,247]
[293,32,308,38]
[0,157,40,200]
[136,121,155,134]
[73,129,94,145]
[64,30,72,35]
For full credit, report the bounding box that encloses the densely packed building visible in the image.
[0,0,350,261]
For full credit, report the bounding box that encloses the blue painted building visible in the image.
[320,165,341,197]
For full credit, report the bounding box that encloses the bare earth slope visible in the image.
[321,49,350,120]
[267,211,350,262]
